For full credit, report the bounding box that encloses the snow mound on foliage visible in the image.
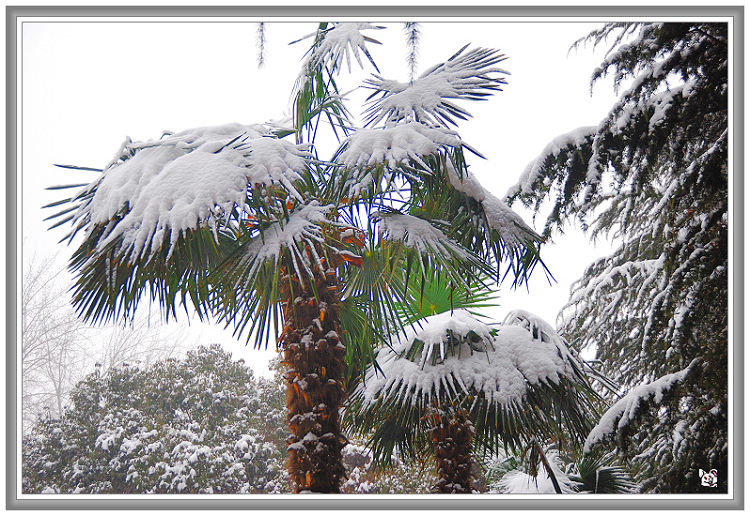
[305,23,382,73]
[357,309,577,408]
[447,166,540,246]
[337,122,462,197]
[363,46,508,128]
[373,211,469,260]
[78,123,312,261]
[584,362,694,453]
[239,201,335,282]
[511,126,596,198]
[495,451,578,494]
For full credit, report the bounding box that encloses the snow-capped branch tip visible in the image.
[583,359,698,453]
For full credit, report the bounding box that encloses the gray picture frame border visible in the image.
[6,4,744,511]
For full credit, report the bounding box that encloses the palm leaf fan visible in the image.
[346,309,600,467]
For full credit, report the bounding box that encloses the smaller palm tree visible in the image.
[346,308,600,493]
[485,446,637,494]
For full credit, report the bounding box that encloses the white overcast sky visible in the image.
[20,20,619,375]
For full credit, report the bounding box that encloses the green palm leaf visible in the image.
[346,309,600,467]
[46,123,315,328]
[363,45,508,128]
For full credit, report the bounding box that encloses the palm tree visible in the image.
[485,446,637,494]
[45,23,543,493]
[346,309,600,493]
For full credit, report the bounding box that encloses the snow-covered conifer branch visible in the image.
[583,361,696,453]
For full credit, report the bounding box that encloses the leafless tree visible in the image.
[22,254,192,432]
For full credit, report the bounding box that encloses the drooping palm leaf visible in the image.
[415,151,548,287]
[45,123,316,328]
[346,309,600,467]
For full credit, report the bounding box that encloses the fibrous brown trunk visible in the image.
[426,407,475,494]
[279,256,347,493]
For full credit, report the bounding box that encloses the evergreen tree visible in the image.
[508,22,728,493]
[22,345,289,494]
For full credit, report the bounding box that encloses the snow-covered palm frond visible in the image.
[346,310,599,464]
[332,122,462,199]
[503,309,564,347]
[417,164,545,287]
[291,23,381,144]
[374,211,470,261]
[236,201,335,286]
[372,210,490,290]
[494,449,578,494]
[47,123,314,324]
[209,201,339,348]
[448,167,542,249]
[363,45,508,128]
[296,23,383,75]
[489,446,637,494]
[68,124,311,263]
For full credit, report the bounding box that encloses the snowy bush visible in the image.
[22,345,289,494]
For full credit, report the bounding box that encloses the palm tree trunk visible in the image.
[427,407,475,494]
[279,256,347,493]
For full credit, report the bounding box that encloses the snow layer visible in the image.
[337,122,462,196]
[364,46,508,128]
[583,362,694,453]
[78,123,312,262]
[305,23,382,74]
[447,166,540,246]
[495,450,577,494]
[373,211,469,260]
[240,201,334,283]
[510,126,596,198]
[356,309,577,409]
[339,122,461,169]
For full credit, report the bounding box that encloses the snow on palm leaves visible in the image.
[347,309,599,466]
[47,23,552,493]
[332,43,543,287]
[75,124,312,262]
[363,44,508,128]
[51,122,319,324]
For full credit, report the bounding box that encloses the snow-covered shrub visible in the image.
[22,345,288,494]
[339,440,436,494]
